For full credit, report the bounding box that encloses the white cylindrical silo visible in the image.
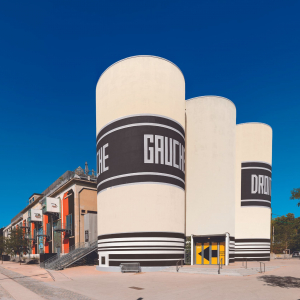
[185,96,236,265]
[96,56,186,271]
[235,123,272,261]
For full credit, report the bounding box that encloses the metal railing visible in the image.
[176,259,183,272]
[242,258,266,273]
[42,239,98,270]
[54,223,72,234]
[259,262,265,273]
[218,258,223,274]
[36,230,50,239]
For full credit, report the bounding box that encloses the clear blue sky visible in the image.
[0,0,299,227]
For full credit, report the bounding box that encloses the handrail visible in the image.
[42,239,98,270]
[242,258,267,273]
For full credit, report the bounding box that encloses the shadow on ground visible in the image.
[258,275,300,288]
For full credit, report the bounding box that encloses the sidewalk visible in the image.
[0,262,90,300]
[0,259,299,300]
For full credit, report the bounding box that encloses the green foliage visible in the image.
[185,236,191,250]
[0,236,7,256]
[6,228,30,261]
[290,188,300,207]
[271,213,300,253]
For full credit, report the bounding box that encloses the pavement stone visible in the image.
[0,282,14,300]
[161,265,280,276]
[0,266,91,300]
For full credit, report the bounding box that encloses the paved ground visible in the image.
[0,259,299,299]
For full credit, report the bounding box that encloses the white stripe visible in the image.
[235,251,270,254]
[97,123,185,145]
[236,257,269,259]
[98,242,184,247]
[98,247,184,251]
[241,167,271,172]
[97,181,185,194]
[96,113,184,137]
[241,199,271,203]
[97,172,185,187]
[110,258,181,261]
[241,206,271,209]
[98,237,184,243]
[99,250,184,255]
[235,243,270,246]
[235,243,270,245]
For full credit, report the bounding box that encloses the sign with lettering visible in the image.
[96,115,185,193]
[31,209,43,222]
[241,161,272,208]
[45,197,60,213]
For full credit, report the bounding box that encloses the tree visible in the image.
[6,228,30,264]
[290,188,300,207]
[0,236,6,264]
[272,213,300,253]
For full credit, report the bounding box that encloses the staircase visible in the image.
[42,240,98,270]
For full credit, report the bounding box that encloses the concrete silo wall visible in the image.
[96,56,186,271]
[185,96,236,264]
[235,123,272,261]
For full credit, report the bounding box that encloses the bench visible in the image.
[120,263,140,273]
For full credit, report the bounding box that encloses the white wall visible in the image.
[185,96,236,237]
[96,56,186,236]
[235,123,272,239]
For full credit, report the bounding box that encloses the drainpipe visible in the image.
[191,234,194,265]
[225,232,230,266]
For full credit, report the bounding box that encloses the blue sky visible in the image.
[0,0,299,227]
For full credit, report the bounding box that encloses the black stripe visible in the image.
[235,239,270,243]
[109,259,184,267]
[110,253,183,259]
[98,232,185,240]
[97,115,185,141]
[235,248,270,250]
[229,236,235,241]
[96,117,185,193]
[242,162,272,171]
[235,253,270,258]
[98,174,185,192]
[235,257,270,262]
[241,201,271,208]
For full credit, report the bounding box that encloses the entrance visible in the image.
[195,241,225,265]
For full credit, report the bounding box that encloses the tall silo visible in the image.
[235,123,272,261]
[186,96,236,265]
[96,56,186,271]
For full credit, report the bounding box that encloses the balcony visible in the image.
[54,223,72,235]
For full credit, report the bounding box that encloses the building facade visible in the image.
[95,56,272,271]
[3,164,98,257]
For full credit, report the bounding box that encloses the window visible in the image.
[101,256,105,265]
[81,210,86,213]
[66,214,72,232]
